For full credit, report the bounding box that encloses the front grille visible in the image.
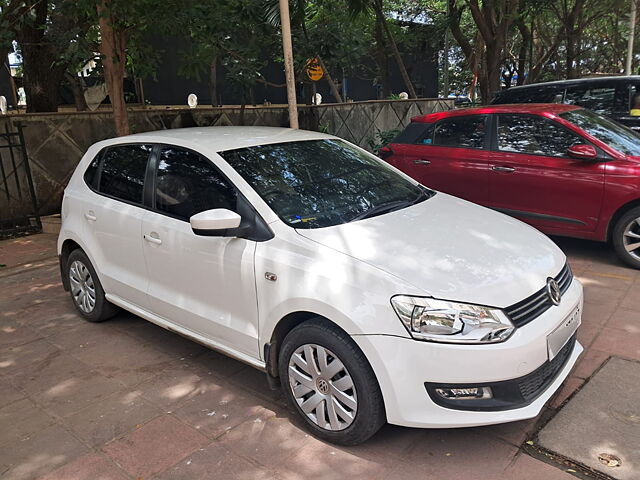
[505,263,573,328]
[517,334,576,401]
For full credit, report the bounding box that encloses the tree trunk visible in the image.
[65,72,89,111]
[374,17,390,98]
[98,0,130,136]
[373,1,417,98]
[317,57,343,103]
[209,57,218,106]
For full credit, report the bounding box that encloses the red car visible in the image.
[381,104,640,268]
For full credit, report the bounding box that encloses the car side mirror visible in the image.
[190,209,242,236]
[567,144,598,161]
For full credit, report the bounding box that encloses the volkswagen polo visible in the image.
[58,126,583,445]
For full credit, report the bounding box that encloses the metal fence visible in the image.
[0,124,41,238]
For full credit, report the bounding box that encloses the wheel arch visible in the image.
[607,198,640,241]
[59,238,83,291]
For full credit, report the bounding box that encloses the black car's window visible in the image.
[84,151,102,189]
[497,114,583,157]
[564,85,628,115]
[433,115,486,149]
[98,144,152,204]
[392,123,435,145]
[220,139,432,229]
[154,146,237,221]
[560,109,640,156]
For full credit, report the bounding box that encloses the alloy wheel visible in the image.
[69,260,96,313]
[288,344,358,431]
[623,217,640,261]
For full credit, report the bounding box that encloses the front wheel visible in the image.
[612,207,640,269]
[278,319,385,445]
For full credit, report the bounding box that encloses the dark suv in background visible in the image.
[492,76,640,131]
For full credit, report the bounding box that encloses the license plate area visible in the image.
[547,303,581,360]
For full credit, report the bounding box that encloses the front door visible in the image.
[141,145,259,358]
[488,113,606,234]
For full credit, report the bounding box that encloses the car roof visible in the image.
[412,103,583,123]
[97,126,334,152]
[495,75,640,93]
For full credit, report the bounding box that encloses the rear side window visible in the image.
[496,114,583,157]
[98,144,152,204]
[493,85,563,104]
[154,146,237,221]
[392,123,435,145]
[83,152,102,189]
[433,116,486,149]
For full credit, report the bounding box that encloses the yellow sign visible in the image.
[305,58,324,81]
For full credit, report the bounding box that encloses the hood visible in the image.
[296,193,565,308]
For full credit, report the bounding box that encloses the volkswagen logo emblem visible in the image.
[546,278,561,306]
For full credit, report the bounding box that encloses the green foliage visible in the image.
[367,128,400,153]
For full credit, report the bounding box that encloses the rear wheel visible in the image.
[66,249,118,322]
[278,318,385,445]
[612,207,640,269]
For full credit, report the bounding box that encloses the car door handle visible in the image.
[492,166,516,173]
[143,233,162,245]
[413,159,431,165]
[84,211,97,222]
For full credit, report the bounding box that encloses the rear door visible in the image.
[389,115,491,204]
[82,144,152,308]
[488,113,605,234]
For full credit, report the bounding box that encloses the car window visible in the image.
[220,139,432,229]
[84,151,102,189]
[433,115,486,149]
[560,109,640,156]
[493,85,564,104]
[155,146,237,221]
[98,144,152,204]
[497,114,583,157]
[392,123,435,145]
[564,85,626,115]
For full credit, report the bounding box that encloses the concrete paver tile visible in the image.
[605,308,640,334]
[0,339,60,376]
[503,453,577,479]
[0,424,89,480]
[36,452,130,480]
[0,398,57,448]
[173,384,276,438]
[572,348,609,379]
[591,328,640,361]
[101,415,208,478]
[155,442,276,480]
[64,389,163,447]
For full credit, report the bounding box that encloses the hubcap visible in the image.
[69,260,96,313]
[288,344,357,431]
[623,217,640,261]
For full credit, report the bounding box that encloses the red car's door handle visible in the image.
[413,159,431,165]
[492,166,516,173]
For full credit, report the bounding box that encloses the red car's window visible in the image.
[496,114,583,157]
[433,115,486,149]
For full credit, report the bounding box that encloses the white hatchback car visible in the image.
[59,126,583,445]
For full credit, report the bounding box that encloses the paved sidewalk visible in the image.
[1,234,639,480]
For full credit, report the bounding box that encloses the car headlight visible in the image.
[390,295,514,344]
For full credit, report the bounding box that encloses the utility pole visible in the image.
[626,0,637,75]
[279,0,299,128]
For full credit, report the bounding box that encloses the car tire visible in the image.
[66,249,118,322]
[612,206,640,269]
[278,318,385,445]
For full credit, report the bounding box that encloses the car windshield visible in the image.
[220,139,433,229]
[559,109,640,156]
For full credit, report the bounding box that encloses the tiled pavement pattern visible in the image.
[1,233,639,480]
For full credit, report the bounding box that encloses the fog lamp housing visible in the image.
[434,386,493,400]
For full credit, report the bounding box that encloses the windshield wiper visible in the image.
[348,200,412,222]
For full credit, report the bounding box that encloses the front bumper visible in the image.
[352,278,584,428]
